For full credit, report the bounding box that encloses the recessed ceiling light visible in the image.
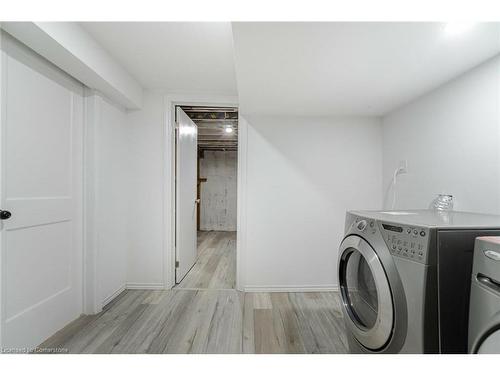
[224,127,234,134]
[444,22,476,36]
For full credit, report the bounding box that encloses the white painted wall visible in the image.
[91,95,131,306]
[123,106,382,290]
[124,91,239,289]
[200,151,237,231]
[125,91,166,288]
[1,22,143,109]
[89,56,500,294]
[382,55,500,214]
[242,116,383,290]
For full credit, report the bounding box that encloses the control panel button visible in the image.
[381,221,427,264]
[484,250,500,261]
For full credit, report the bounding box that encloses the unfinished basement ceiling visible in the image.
[181,106,238,152]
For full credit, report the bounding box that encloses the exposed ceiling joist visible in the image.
[182,106,238,113]
[193,119,238,123]
[180,105,239,152]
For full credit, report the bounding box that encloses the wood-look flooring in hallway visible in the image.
[176,231,236,290]
[39,290,348,354]
[39,230,348,354]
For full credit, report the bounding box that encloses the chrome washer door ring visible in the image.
[339,235,394,350]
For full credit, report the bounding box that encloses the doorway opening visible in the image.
[174,105,238,290]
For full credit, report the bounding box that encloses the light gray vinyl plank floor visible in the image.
[38,230,348,354]
[39,289,348,354]
[176,231,236,290]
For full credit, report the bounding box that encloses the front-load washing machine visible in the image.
[337,209,500,353]
[468,237,500,353]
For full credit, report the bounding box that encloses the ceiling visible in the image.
[232,22,500,116]
[81,22,500,117]
[181,106,238,152]
[80,22,237,95]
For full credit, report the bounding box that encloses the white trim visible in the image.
[101,283,164,309]
[244,285,339,293]
[0,29,7,348]
[101,284,126,308]
[82,91,102,315]
[236,116,248,291]
[126,283,165,290]
[1,22,143,110]
[162,93,240,291]
[174,288,235,291]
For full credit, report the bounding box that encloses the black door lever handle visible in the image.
[0,210,11,220]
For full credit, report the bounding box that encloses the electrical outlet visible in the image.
[398,160,408,174]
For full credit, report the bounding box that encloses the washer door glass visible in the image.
[344,251,378,329]
[339,235,394,350]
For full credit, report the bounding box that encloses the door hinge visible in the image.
[175,261,179,268]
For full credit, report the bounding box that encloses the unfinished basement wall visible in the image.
[200,151,237,231]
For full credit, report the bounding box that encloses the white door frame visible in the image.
[162,94,245,290]
[82,91,102,315]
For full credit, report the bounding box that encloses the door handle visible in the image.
[477,274,500,293]
[0,210,11,220]
[195,199,201,204]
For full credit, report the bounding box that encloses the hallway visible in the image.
[177,231,236,290]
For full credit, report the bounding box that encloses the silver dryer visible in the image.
[469,237,500,354]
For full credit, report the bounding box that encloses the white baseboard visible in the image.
[100,284,337,308]
[244,285,339,293]
[126,282,165,290]
[101,284,126,308]
[100,283,166,309]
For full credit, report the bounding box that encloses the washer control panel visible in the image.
[379,221,430,264]
[353,217,378,235]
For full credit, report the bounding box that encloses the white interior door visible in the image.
[175,108,198,283]
[0,32,83,349]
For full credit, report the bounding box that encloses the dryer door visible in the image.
[339,235,394,350]
[470,276,500,354]
[476,328,500,353]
